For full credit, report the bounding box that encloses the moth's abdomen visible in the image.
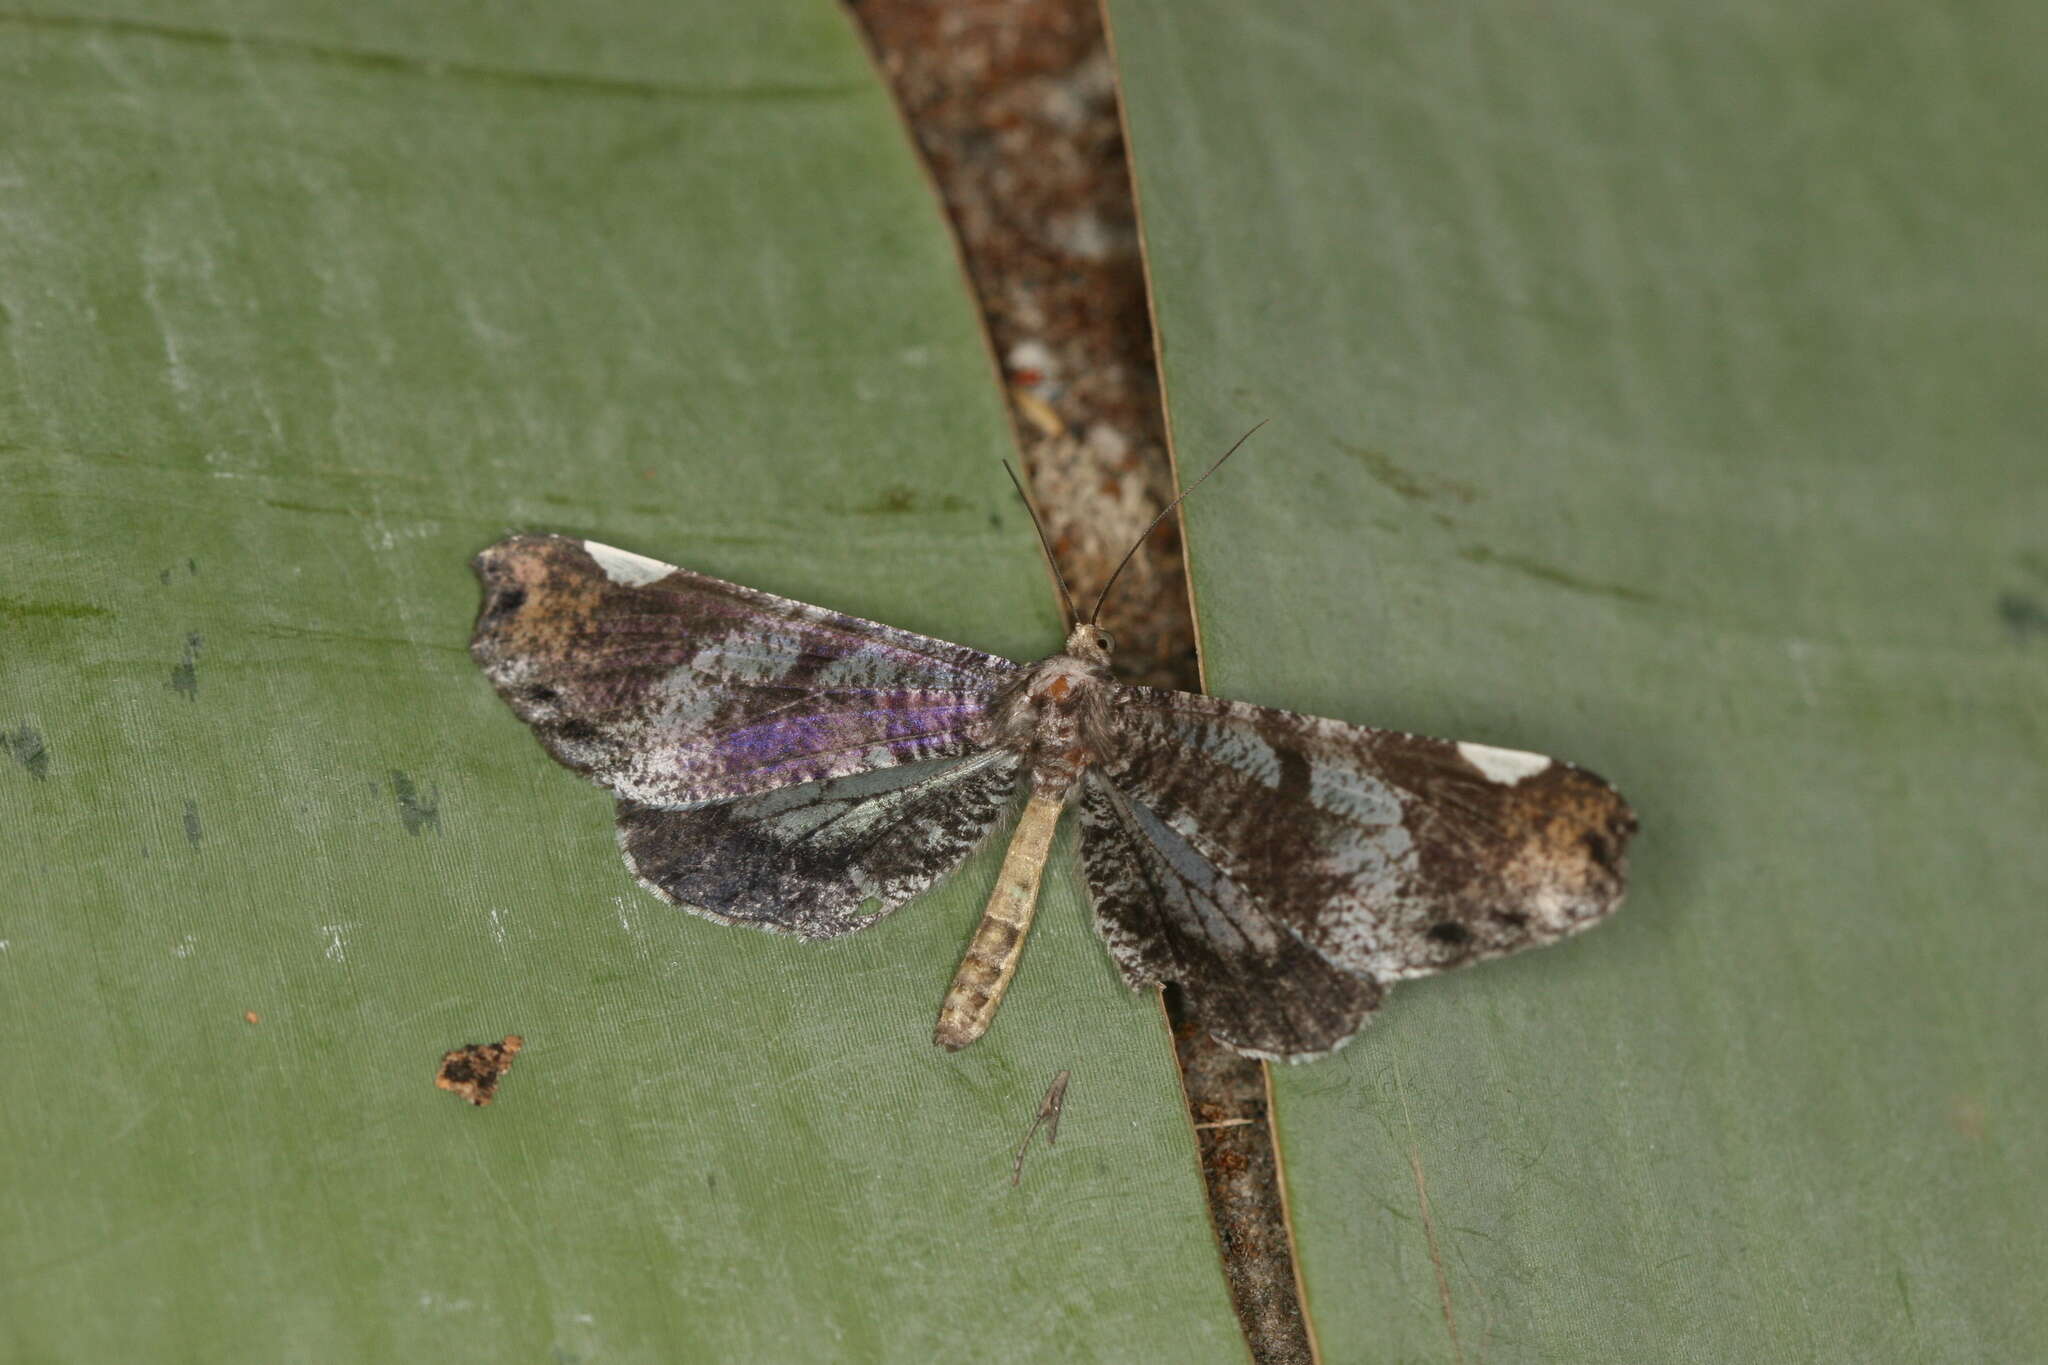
[934,789,1065,1051]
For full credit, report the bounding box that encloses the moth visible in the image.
[469,475,1634,1061]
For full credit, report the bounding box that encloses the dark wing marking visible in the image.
[1084,686,1635,1058]
[617,751,1024,939]
[1078,776,1379,1059]
[472,535,1020,807]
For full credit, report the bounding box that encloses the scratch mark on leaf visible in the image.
[0,11,868,104]
[854,484,968,517]
[263,498,352,516]
[250,622,463,653]
[1458,545,1657,605]
[182,799,202,848]
[0,593,114,623]
[1337,444,1478,506]
[1394,1060,1463,1365]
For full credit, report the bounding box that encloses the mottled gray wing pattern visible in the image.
[618,751,1024,939]
[1077,776,1381,1058]
[471,535,1020,808]
[1084,687,1635,1058]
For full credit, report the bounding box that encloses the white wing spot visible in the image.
[583,540,673,587]
[1457,741,1552,785]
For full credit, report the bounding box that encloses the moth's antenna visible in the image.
[1089,419,1267,625]
[1003,459,1079,629]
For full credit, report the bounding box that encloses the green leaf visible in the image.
[1111,0,2046,1358]
[0,6,1246,1360]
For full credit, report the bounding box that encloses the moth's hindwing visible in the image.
[1078,775,1381,1059]
[618,752,1025,939]
[1083,686,1635,1058]
[471,535,1023,808]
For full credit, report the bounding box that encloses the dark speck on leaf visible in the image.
[169,633,203,701]
[390,769,441,835]
[6,724,50,780]
[159,568,173,586]
[1997,592,2048,639]
[183,799,202,848]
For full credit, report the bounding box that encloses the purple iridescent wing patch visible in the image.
[471,536,1017,808]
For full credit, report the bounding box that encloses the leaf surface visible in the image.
[1111,0,2048,1358]
[0,6,1245,1360]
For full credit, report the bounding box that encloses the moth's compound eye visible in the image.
[1096,630,1115,653]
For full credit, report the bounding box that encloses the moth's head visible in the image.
[1063,622,1115,668]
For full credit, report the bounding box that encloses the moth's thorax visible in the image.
[992,646,1120,794]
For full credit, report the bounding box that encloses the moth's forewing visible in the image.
[1084,687,1634,1059]
[617,752,1024,939]
[470,535,1020,808]
[1078,776,1381,1059]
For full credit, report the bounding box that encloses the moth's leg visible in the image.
[934,789,1065,1050]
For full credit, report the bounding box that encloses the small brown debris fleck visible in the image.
[243,1010,261,1025]
[436,1034,524,1107]
[1011,1069,1071,1186]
